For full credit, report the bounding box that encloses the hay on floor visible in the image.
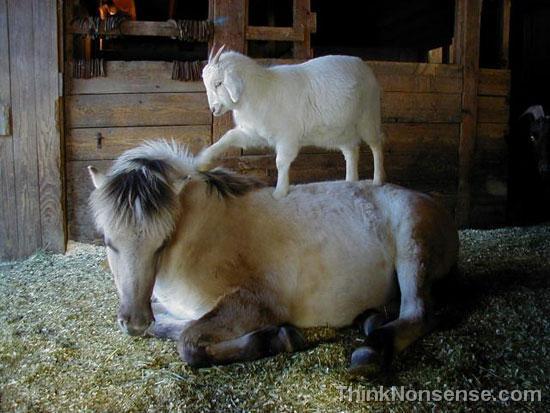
[1,226,548,411]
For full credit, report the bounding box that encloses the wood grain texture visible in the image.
[478,68,510,96]
[246,26,303,42]
[69,20,184,37]
[8,0,42,257]
[34,0,65,253]
[245,123,460,155]
[66,93,211,128]
[67,125,211,160]
[382,92,462,123]
[68,58,464,100]
[293,0,312,58]
[477,96,509,123]
[456,0,482,227]
[70,61,206,95]
[211,0,246,139]
[0,0,18,259]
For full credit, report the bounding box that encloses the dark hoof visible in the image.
[273,325,306,353]
[363,313,386,336]
[177,341,212,368]
[349,346,383,377]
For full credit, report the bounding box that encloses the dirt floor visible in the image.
[0,225,549,412]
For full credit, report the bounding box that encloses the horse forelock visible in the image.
[90,141,192,237]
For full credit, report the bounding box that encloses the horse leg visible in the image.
[350,259,435,376]
[146,300,190,340]
[176,287,304,367]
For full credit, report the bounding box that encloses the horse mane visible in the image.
[90,140,265,236]
[201,168,265,198]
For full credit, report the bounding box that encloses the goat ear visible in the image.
[88,166,105,189]
[521,105,545,121]
[224,70,243,103]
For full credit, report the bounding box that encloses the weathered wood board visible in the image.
[66,93,211,128]
[67,125,212,161]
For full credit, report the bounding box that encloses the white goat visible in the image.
[198,46,386,198]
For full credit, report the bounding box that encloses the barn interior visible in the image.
[1,0,549,410]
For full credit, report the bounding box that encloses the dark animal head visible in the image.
[521,105,550,181]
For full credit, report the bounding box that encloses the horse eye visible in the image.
[104,238,119,253]
[155,240,168,255]
[530,135,537,143]
[214,81,222,88]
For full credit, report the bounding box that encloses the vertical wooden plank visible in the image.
[210,0,246,154]
[0,0,18,260]
[500,0,511,68]
[34,0,65,252]
[452,0,465,65]
[293,0,312,59]
[8,0,42,257]
[456,0,483,227]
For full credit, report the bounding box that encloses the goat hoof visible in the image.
[349,346,382,377]
[272,189,287,199]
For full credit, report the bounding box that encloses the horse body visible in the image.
[153,181,404,328]
[88,141,458,373]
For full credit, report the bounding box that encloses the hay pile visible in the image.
[1,226,549,412]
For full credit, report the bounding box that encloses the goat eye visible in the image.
[214,81,222,88]
[530,135,537,143]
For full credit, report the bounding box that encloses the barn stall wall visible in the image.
[0,0,64,260]
[62,0,510,244]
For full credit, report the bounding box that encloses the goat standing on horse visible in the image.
[197,45,386,199]
[88,141,458,375]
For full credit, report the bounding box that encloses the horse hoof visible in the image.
[349,346,382,376]
[363,313,386,336]
[177,342,212,368]
[276,325,306,352]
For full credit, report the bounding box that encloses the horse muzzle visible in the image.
[118,317,155,337]
[117,307,155,337]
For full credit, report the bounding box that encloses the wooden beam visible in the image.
[293,0,312,59]
[67,125,211,161]
[500,0,511,68]
[66,93,211,128]
[69,20,182,38]
[456,0,483,227]
[246,26,303,42]
[210,0,246,154]
[34,0,65,253]
[70,61,205,95]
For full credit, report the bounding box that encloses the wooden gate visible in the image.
[0,0,64,260]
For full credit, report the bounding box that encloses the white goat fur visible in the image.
[199,49,386,198]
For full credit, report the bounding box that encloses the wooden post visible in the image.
[499,0,511,68]
[293,0,312,59]
[209,0,246,155]
[455,0,483,227]
[34,0,65,253]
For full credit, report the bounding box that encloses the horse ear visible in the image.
[88,165,105,189]
[521,105,545,121]
[173,175,192,195]
[224,70,243,103]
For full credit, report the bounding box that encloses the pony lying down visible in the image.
[88,141,458,375]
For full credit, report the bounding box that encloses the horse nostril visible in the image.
[118,317,129,333]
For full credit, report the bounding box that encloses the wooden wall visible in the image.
[0,0,64,260]
[64,58,510,242]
